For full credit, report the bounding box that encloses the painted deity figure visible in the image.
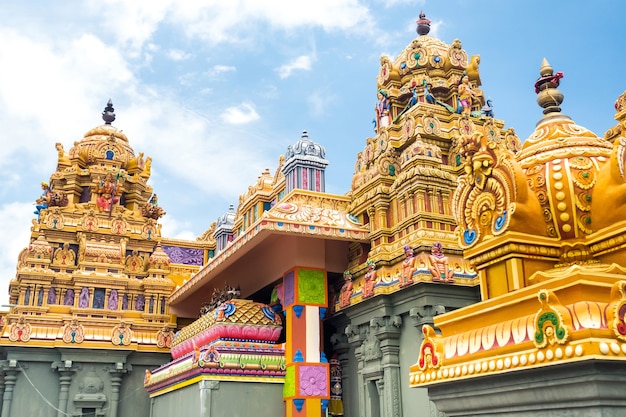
[34,181,52,216]
[458,74,476,116]
[339,270,353,308]
[428,242,454,283]
[108,289,118,310]
[375,89,391,132]
[79,287,90,308]
[399,245,416,287]
[64,289,75,306]
[95,174,119,212]
[362,260,377,299]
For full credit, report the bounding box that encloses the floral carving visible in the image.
[299,365,328,397]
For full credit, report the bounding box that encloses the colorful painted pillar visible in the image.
[282,266,329,417]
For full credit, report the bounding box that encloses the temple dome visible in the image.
[516,60,612,240]
[69,100,136,169]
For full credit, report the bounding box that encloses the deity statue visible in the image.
[108,289,118,310]
[34,182,52,216]
[375,89,391,132]
[339,270,353,308]
[79,287,90,308]
[55,142,71,170]
[399,245,416,287]
[428,242,454,283]
[63,289,75,306]
[95,174,119,212]
[140,194,166,219]
[458,74,476,116]
[140,157,152,179]
[362,260,377,299]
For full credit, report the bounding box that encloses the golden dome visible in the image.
[517,59,612,240]
[69,100,136,169]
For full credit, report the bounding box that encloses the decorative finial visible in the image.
[102,99,116,125]
[301,130,309,139]
[534,58,566,118]
[416,11,431,36]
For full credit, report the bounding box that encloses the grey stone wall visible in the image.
[0,347,169,417]
[329,283,480,417]
[150,379,284,417]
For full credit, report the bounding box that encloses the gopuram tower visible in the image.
[0,101,211,417]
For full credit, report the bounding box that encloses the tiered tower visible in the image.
[0,101,209,417]
[342,13,520,307]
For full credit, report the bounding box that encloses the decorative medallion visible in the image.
[62,319,85,344]
[111,321,132,346]
[402,116,415,142]
[111,218,127,235]
[81,212,99,232]
[422,112,441,136]
[141,223,157,240]
[156,326,175,348]
[416,325,443,370]
[8,316,31,342]
[45,209,65,230]
[608,281,626,342]
[533,290,570,348]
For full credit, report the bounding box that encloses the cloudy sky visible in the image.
[0,0,624,304]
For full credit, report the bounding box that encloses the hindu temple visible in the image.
[1,10,626,417]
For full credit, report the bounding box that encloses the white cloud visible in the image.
[85,0,376,48]
[220,102,260,125]
[0,202,35,305]
[208,65,236,77]
[167,49,191,61]
[277,55,313,79]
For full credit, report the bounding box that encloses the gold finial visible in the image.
[534,58,567,120]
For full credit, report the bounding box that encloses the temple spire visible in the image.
[534,58,568,122]
[416,11,431,36]
[102,99,116,125]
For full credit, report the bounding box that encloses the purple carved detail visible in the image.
[79,287,89,308]
[64,289,74,306]
[298,365,328,397]
[162,245,203,266]
[135,294,145,311]
[48,287,57,305]
[109,289,118,310]
[284,270,295,306]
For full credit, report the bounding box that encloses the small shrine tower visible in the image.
[282,131,329,194]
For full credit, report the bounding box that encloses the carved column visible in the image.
[375,203,389,230]
[107,365,129,417]
[0,367,19,417]
[371,316,403,417]
[346,324,367,417]
[330,331,350,416]
[0,372,4,417]
[51,361,79,417]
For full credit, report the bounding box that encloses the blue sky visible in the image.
[0,0,624,304]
